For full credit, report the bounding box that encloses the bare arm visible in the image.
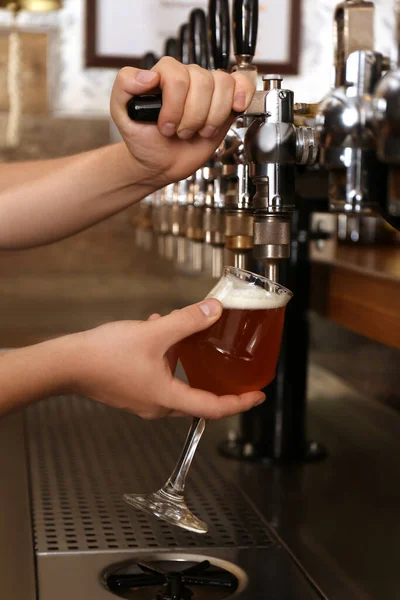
[0,59,254,250]
[0,153,80,190]
[0,302,264,419]
[0,144,153,249]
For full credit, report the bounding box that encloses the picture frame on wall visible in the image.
[86,0,302,75]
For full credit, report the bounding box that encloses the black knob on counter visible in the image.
[233,0,258,60]
[179,23,190,65]
[127,95,162,123]
[141,52,159,70]
[189,8,209,68]
[208,0,230,71]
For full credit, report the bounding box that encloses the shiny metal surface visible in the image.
[35,548,325,600]
[23,395,325,600]
[25,396,275,554]
[316,50,384,214]
[375,68,400,163]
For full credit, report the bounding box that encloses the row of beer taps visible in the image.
[131,0,400,286]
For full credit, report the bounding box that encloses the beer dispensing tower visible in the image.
[128,0,400,464]
[128,0,323,463]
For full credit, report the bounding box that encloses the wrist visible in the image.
[116,143,161,191]
[34,335,80,396]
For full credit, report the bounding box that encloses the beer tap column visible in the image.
[245,74,317,281]
[222,0,258,271]
[316,0,390,219]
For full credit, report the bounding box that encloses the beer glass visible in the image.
[124,267,292,533]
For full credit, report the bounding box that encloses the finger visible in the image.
[150,299,222,351]
[151,57,190,137]
[177,65,215,139]
[231,71,256,112]
[165,379,265,420]
[148,313,161,321]
[110,67,160,129]
[199,71,235,139]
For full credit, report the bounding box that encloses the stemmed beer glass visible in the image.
[124,267,292,533]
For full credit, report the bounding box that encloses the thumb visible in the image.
[155,299,222,351]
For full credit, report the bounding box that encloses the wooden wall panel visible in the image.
[0,31,48,114]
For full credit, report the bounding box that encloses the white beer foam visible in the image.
[207,272,291,310]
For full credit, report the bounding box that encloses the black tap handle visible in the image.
[189,8,209,68]
[178,23,190,64]
[164,37,178,59]
[127,95,162,123]
[141,52,159,70]
[208,0,230,71]
[233,0,258,59]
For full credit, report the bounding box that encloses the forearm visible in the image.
[0,144,156,249]
[0,337,75,417]
[0,155,78,189]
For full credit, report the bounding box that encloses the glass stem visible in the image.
[165,418,206,495]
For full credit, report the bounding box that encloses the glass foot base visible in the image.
[124,489,208,534]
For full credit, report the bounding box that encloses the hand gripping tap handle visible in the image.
[127,9,208,123]
[127,2,231,123]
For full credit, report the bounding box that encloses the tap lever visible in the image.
[179,23,190,65]
[190,8,209,67]
[208,0,230,71]
[127,94,162,123]
[233,0,258,67]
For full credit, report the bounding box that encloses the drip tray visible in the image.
[25,396,274,554]
[103,555,246,600]
[24,397,325,600]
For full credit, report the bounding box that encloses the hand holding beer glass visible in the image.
[124,267,292,533]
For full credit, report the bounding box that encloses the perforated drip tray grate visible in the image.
[25,396,275,555]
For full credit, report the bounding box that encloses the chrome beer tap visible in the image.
[239,0,317,282]
[316,1,390,223]
[219,0,258,272]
